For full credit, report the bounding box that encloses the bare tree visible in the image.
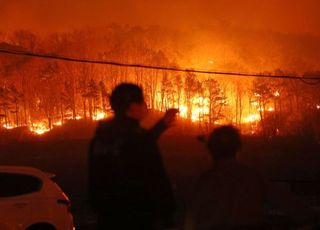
[203,78,227,127]
[184,72,201,120]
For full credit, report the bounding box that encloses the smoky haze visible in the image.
[1,0,320,35]
[1,0,320,72]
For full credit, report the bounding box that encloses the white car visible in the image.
[0,166,75,230]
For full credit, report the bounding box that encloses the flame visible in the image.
[2,124,15,129]
[178,105,188,118]
[257,107,274,112]
[1,83,285,136]
[53,121,62,126]
[177,96,211,122]
[93,111,107,120]
[1,112,108,136]
[29,123,50,135]
[251,101,259,106]
[243,114,260,123]
[176,94,262,126]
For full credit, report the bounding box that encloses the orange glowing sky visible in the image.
[0,0,320,36]
[1,0,320,73]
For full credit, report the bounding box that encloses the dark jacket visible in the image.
[88,116,175,225]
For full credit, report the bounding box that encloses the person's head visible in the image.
[110,83,147,120]
[207,125,241,160]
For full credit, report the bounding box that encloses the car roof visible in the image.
[0,166,48,177]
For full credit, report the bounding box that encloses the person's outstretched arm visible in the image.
[148,108,179,139]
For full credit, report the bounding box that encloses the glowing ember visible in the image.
[274,91,280,97]
[243,114,260,123]
[214,120,223,125]
[29,123,50,135]
[93,111,107,120]
[267,107,275,112]
[75,115,82,120]
[317,105,320,110]
[2,124,15,129]
[178,105,188,118]
[250,101,259,106]
[53,121,62,126]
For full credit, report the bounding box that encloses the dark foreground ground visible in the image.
[1,134,320,229]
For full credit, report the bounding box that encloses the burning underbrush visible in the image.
[0,119,95,143]
[0,111,206,143]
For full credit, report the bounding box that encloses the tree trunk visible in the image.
[4,108,8,127]
[89,98,93,120]
[14,102,19,127]
[60,100,64,124]
[83,99,87,119]
[48,116,52,130]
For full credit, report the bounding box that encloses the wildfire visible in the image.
[177,97,211,122]
[93,111,107,121]
[178,105,188,118]
[0,88,284,136]
[53,121,62,126]
[2,124,15,129]
[251,101,259,106]
[2,122,50,135]
[1,111,110,135]
[29,123,50,135]
[257,107,275,112]
[243,114,260,123]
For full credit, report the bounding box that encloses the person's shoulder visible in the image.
[97,117,116,129]
[94,117,118,136]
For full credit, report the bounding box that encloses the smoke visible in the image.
[1,0,319,35]
[0,0,320,72]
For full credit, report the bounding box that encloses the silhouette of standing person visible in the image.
[88,83,177,230]
[186,125,317,230]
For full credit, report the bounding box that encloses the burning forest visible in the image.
[2,2,320,230]
[0,27,320,139]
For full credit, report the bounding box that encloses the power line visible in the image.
[1,48,320,82]
[299,78,320,85]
